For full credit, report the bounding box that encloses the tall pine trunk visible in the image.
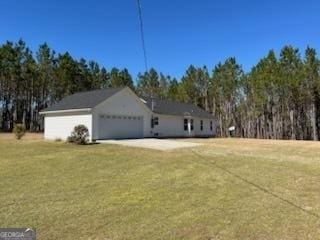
[311,101,318,140]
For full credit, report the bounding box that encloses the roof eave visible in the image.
[152,111,214,119]
[39,108,92,115]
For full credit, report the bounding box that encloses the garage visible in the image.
[98,114,143,139]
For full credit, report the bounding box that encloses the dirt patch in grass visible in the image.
[0,132,43,141]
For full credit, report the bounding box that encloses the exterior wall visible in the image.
[44,111,92,141]
[151,114,189,137]
[193,117,216,137]
[151,114,215,138]
[92,89,152,139]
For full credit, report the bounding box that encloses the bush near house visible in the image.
[13,124,26,140]
[67,125,89,145]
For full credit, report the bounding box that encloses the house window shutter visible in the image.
[184,119,188,131]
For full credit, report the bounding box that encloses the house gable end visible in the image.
[93,87,152,115]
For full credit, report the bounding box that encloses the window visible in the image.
[154,117,159,125]
[151,117,159,128]
[190,119,194,131]
[200,120,203,131]
[184,119,188,131]
[210,121,213,131]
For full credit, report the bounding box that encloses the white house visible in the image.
[40,87,216,141]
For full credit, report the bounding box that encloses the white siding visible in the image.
[193,117,216,136]
[151,114,188,137]
[92,89,152,139]
[44,112,92,141]
[151,114,215,137]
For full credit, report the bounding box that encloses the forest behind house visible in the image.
[1,40,320,140]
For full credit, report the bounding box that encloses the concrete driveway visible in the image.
[97,138,201,150]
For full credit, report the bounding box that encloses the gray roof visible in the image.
[41,87,125,112]
[41,87,213,119]
[143,97,214,119]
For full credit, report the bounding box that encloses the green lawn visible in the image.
[1,135,320,240]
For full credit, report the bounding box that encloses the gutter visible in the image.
[39,108,92,115]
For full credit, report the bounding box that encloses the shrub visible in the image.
[13,124,26,140]
[67,125,89,145]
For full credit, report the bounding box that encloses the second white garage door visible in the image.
[98,115,143,139]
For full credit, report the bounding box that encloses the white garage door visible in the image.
[98,114,143,139]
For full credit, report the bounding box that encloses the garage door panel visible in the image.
[98,115,143,139]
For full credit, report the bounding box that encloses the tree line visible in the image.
[1,40,320,140]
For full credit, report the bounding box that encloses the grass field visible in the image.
[1,134,320,239]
